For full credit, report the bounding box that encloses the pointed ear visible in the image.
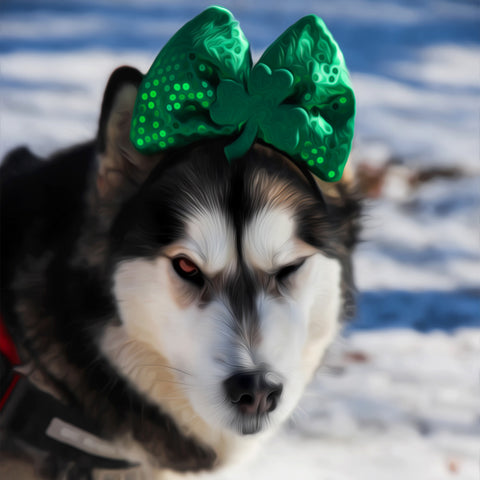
[95,66,164,201]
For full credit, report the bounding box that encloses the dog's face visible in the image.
[102,140,345,438]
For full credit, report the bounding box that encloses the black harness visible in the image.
[0,316,142,479]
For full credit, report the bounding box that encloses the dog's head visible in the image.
[95,68,358,441]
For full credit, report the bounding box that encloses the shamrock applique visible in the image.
[210,64,310,161]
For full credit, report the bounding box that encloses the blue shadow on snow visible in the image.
[348,289,480,333]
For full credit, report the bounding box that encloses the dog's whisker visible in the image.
[289,405,308,426]
[149,378,194,388]
[134,363,194,377]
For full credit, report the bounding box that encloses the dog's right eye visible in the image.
[172,257,205,288]
[275,259,305,283]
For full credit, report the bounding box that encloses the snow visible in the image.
[355,175,480,291]
[1,1,479,479]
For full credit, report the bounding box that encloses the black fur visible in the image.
[96,66,144,153]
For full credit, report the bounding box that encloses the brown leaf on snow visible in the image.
[344,351,370,363]
[447,459,460,474]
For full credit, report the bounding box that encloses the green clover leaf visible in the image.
[210,80,251,127]
[261,105,308,153]
[248,63,293,100]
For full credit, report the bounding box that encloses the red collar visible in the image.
[0,314,21,411]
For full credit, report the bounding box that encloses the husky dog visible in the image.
[0,66,359,479]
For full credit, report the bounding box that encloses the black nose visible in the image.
[223,371,283,415]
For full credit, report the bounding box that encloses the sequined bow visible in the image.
[130,6,355,181]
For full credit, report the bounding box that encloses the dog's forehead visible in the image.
[161,152,318,274]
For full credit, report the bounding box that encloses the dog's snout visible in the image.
[223,371,283,415]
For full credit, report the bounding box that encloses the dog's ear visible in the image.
[95,66,163,201]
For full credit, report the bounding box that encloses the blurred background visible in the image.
[0,1,479,479]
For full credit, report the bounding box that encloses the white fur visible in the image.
[176,206,236,275]
[243,206,318,271]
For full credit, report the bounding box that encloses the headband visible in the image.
[130,6,355,182]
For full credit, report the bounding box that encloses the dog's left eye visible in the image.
[172,257,204,288]
[275,260,305,282]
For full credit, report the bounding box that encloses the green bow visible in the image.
[130,6,355,182]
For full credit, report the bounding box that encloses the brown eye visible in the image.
[178,258,198,274]
[172,257,204,288]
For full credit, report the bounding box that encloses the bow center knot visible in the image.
[210,64,296,159]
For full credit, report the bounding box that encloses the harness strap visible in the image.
[0,314,142,477]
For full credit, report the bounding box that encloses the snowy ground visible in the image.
[1,1,479,479]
